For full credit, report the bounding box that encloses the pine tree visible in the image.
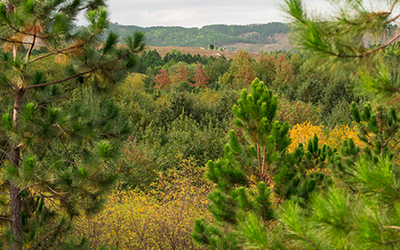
[283,0,400,99]
[0,1,145,249]
[204,1,400,249]
[191,78,331,249]
[277,104,400,249]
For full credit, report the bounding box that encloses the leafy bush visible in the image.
[143,114,227,170]
[74,159,212,250]
[277,98,320,125]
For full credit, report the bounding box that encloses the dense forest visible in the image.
[105,22,289,48]
[2,0,400,250]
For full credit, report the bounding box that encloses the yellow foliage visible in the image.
[153,94,171,110]
[122,73,145,90]
[197,89,222,106]
[288,121,363,152]
[73,159,212,249]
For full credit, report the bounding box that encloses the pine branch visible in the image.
[25,28,37,62]
[5,23,47,40]
[28,32,98,64]
[301,233,319,250]
[25,227,65,250]
[17,183,40,197]
[329,32,400,58]
[25,70,92,90]
[0,37,32,45]
[386,13,400,24]
[389,140,400,152]
[257,144,262,180]
[26,48,131,90]
[236,154,258,184]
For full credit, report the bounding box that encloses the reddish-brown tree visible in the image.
[155,69,172,89]
[174,64,191,83]
[191,63,209,88]
[256,53,295,89]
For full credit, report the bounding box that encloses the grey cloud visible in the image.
[107,0,285,27]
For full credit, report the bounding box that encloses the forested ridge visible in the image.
[105,22,289,48]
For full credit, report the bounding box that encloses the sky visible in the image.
[106,0,324,28]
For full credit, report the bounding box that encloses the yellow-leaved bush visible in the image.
[288,121,363,152]
[73,159,212,249]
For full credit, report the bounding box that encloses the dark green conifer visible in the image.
[192,78,330,249]
[0,1,145,249]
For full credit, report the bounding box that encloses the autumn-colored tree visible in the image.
[173,64,191,83]
[155,69,172,89]
[229,50,257,85]
[257,53,295,90]
[257,53,276,84]
[191,63,209,88]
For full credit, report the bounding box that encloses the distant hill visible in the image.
[106,22,290,53]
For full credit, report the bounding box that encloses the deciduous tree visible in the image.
[191,63,209,88]
[155,69,172,89]
[229,50,257,86]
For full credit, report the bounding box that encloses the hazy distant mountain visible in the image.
[106,22,290,52]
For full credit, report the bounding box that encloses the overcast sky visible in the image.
[106,0,324,28]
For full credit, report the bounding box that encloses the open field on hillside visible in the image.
[147,46,259,60]
[148,33,292,58]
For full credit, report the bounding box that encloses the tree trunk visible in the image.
[9,87,24,250]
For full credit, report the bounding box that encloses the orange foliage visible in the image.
[174,64,191,83]
[155,69,172,89]
[191,63,209,88]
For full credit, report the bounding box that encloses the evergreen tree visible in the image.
[209,1,400,248]
[0,1,145,249]
[191,78,331,249]
[283,0,400,99]
[277,104,400,249]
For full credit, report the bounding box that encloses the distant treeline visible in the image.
[105,22,289,48]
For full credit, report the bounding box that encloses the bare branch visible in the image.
[382,225,400,230]
[386,13,400,23]
[0,216,11,222]
[0,149,9,158]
